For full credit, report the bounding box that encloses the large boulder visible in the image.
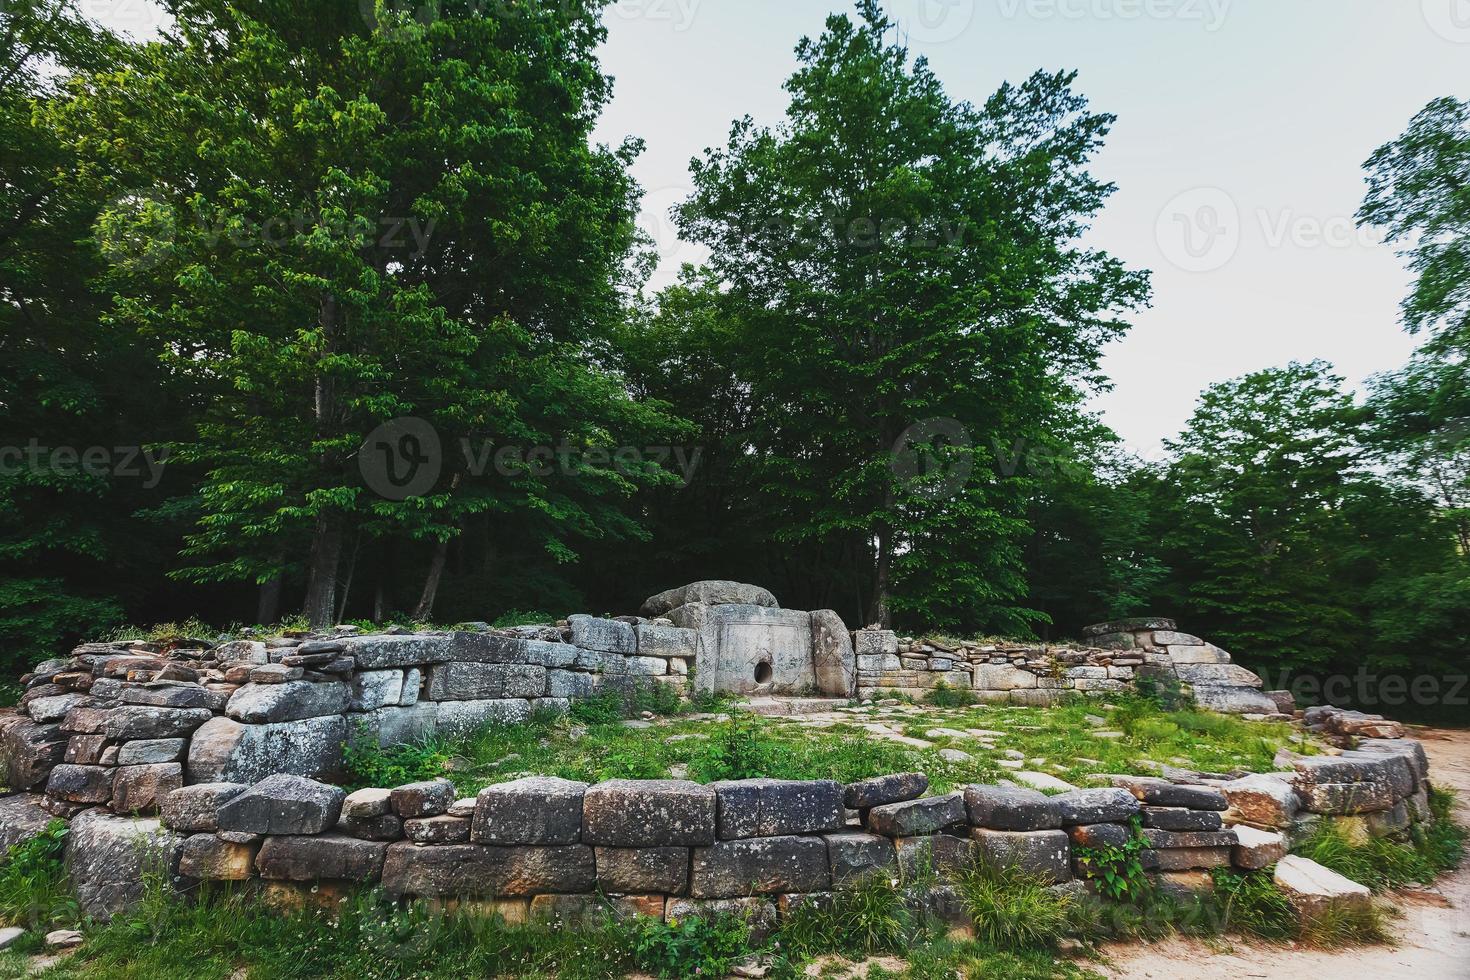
[809,610,856,698]
[641,581,779,618]
[225,681,350,724]
[64,809,185,921]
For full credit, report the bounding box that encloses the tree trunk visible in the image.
[413,536,451,622]
[303,515,344,629]
[868,519,892,629]
[336,533,362,623]
[256,572,283,627]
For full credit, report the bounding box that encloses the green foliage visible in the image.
[1210,869,1296,941]
[688,718,777,782]
[950,861,1078,950]
[1296,822,1443,892]
[0,820,76,932]
[778,874,912,959]
[633,911,753,979]
[340,725,450,791]
[922,682,979,708]
[1072,819,1150,902]
[1296,901,1392,949]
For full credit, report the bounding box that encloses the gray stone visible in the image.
[25,694,87,723]
[640,581,779,617]
[473,776,588,845]
[343,635,452,670]
[665,897,778,941]
[595,846,690,895]
[1174,663,1264,687]
[1189,685,1278,715]
[681,605,815,697]
[380,842,595,897]
[342,787,393,820]
[1220,774,1300,829]
[711,779,845,839]
[256,833,388,881]
[567,615,637,654]
[1141,807,1223,832]
[690,835,830,898]
[582,780,716,847]
[45,764,113,804]
[225,681,350,724]
[363,703,439,747]
[103,706,212,740]
[635,623,698,658]
[435,699,532,739]
[1111,777,1228,811]
[1141,829,1237,849]
[116,738,185,765]
[1231,826,1288,870]
[1168,644,1233,665]
[65,734,109,766]
[974,665,1038,690]
[0,714,69,789]
[895,834,974,878]
[963,785,1063,831]
[217,774,345,835]
[1053,788,1140,827]
[809,610,856,698]
[118,683,217,710]
[390,779,456,819]
[844,773,928,810]
[1273,855,1370,921]
[111,763,182,814]
[178,833,257,880]
[1082,618,1176,637]
[547,670,597,700]
[65,809,184,921]
[350,671,404,711]
[1297,781,1396,815]
[161,783,247,833]
[404,815,470,845]
[866,793,967,838]
[970,828,1071,884]
[1067,822,1133,849]
[425,662,546,701]
[338,813,403,841]
[0,794,55,854]
[824,832,897,887]
[186,715,346,784]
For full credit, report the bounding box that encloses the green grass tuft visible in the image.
[950,862,1078,950]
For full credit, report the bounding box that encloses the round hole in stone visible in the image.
[754,661,773,685]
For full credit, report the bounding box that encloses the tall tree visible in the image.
[674,1,1148,630]
[55,0,673,626]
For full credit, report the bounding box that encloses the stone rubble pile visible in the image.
[856,618,1285,716]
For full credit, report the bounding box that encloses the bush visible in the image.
[1072,819,1150,902]
[341,724,450,790]
[950,862,1077,950]
[1210,869,1296,940]
[1297,901,1391,948]
[0,819,76,932]
[633,911,754,978]
[1297,823,1438,891]
[688,718,776,781]
[922,682,978,708]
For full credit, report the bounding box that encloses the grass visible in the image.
[0,820,76,938]
[344,694,1315,798]
[950,863,1079,950]
[1296,789,1464,892]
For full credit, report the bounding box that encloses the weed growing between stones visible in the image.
[1209,869,1297,940]
[778,873,915,959]
[1071,819,1150,902]
[949,863,1079,950]
[1296,793,1464,893]
[0,819,75,939]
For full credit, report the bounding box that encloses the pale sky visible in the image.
[83,0,1464,456]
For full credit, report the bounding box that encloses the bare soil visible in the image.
[1097,726,1470,980]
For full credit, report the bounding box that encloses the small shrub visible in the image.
[923,682,978,708]
[1072,819,1150,902]
[951,861,1077,950]
[634,912,753,978]
[636,679,685,718]
[1417,787,1466,873]
[341,724,449,789]
[0,819,76,931]
[688,718,777,782]
[569,690,628,726]
[491,610,560,629]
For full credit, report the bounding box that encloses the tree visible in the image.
[1154,362,1367,671]
[55,0,673,626]
[1360,97,1470,352]
[674,1,1149,631]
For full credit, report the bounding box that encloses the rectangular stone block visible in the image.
[380,843,595,898]
[351,670,405,711]
[1151,846,1232,871]
[435,699,531,739]
[711,779,844,839]
[425,663,547,701]
[865,793,967,838]
[595,847,690,895]
[970,828,1071,884]
[636,624,698,658]
[473,777,587,845]
[344,635,452,669]
[111,762,183,814]
[582,780,716,847]
[179,833,258,880]
[256,834,389,881]
[568,616,637,655]
[895,834,973,878]
[116,739,185,765]
[690,836,830,898]
[825,832,896,888]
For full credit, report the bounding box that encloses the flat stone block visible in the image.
[179,833,258,880]
[380,843,595,898]
[1053,788,1140,826]
[866,793,966,838]
[970,828,1071,884]
[474,777,587,845]
[256,834,388,881]
[824,832,896,888]
[844,773,928,810]
[582,780,716,847]
[595,846,690,895]
[690,835,830,898]
[711,779,844,839]
[217,774,345,835]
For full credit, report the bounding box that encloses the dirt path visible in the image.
[1097,727,1470,980]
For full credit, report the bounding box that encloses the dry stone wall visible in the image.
[0,710,1437,924]
[855,617,1282,716]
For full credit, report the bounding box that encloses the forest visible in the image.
[2,0,1467,704]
